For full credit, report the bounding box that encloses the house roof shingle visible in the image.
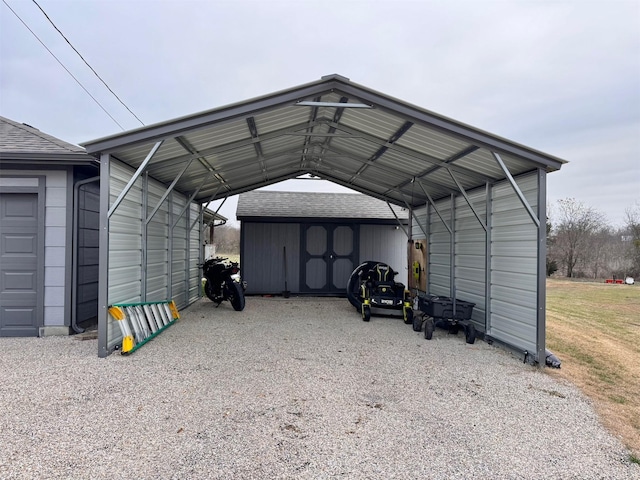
[0,116,94,165]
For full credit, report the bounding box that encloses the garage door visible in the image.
[0,193,41,336]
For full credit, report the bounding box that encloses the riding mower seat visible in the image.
[359,262,413,323]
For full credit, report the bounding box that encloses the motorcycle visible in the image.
[201,257,247,311]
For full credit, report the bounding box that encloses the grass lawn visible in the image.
[546,278,640,458]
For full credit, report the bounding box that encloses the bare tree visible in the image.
[625,202,640,277]
[214,224,240,254]
[552,198,607,277]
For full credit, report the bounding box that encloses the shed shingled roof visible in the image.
[236,191,408,220]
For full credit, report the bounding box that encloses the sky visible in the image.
[1,0,638,227]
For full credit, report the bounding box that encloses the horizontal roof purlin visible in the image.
[81,74,567,209]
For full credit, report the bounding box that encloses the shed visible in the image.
[82,74,566,363]
[0,116,99,336]
[237,190,410,295]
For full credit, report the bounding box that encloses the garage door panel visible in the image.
[1,192,41,337]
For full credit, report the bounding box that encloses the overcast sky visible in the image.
[1,0,638,227]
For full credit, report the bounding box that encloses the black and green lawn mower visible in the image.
[347,261,413,323]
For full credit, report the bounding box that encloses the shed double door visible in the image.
[301,224,358,294]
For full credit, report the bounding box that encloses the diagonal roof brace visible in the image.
[446,168,487,231]
[385,199,409,238]
[398,192,428,239]
[492,151,540,227]
[145,155,195,225]
[108,140,163,218]
[416,179,452,234]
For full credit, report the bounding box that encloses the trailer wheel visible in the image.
[424,317,434,340]
[412,314,423,332]
[465,323,476,344]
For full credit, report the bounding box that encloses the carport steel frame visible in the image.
[87,74,563,363]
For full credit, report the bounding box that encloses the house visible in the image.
[0,116,99,336]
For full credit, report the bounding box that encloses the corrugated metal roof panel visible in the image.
[82,74,566,207]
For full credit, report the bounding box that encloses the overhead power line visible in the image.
[31,0,145,127]
[2,0,124,130]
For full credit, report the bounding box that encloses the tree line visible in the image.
[547,198,640,279]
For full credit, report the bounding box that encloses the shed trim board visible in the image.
[82,74,566,362]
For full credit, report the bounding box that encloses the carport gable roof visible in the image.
[81,74,567,209]
[237,191,409,222]
[0,116,95,165]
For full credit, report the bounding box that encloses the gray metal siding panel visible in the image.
[107,161,143,350]
[242,222,300,294]
[428,200,451,297]
[489,172,538,353]
[359,225,408,286]
[171,193,188,308]
[76,181,100,324]
[106,161,204,350]
[188,203,202,304]
[411,206,428,240]
[454,189,487,328]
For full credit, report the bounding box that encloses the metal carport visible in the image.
[82,74,566,361]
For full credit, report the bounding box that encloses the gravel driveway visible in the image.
[1,297,638,479]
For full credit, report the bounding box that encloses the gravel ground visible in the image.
[1,297,638,479]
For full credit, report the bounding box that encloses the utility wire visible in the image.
[2,0,125,130]
[31,0,145,126]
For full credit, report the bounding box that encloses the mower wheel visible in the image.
[403,307,413,325]
[362,304,371,322]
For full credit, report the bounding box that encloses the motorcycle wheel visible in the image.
[204,280,220,303]
[228,281,246,311]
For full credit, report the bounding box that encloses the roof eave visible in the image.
[0,151,99,166]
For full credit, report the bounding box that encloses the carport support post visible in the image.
[485,182,493,336]
[449,194,456,307]
[536,168,547,366]
[98,154,110,358]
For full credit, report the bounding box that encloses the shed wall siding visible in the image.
[242,222,300,294]
[359,224,408,287]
